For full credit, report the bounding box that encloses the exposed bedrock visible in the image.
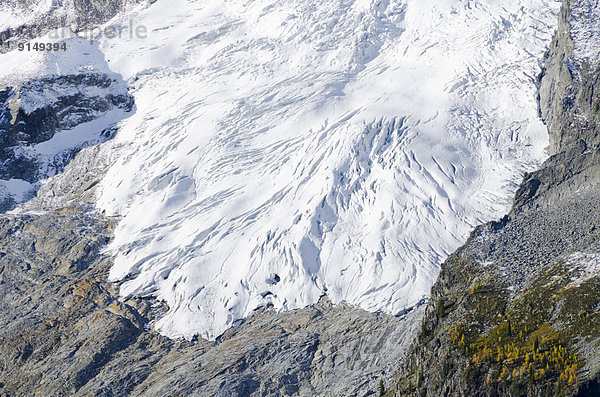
[539,0,600,155]
[0,73,133,183]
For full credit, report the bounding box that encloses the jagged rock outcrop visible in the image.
[388,1,600,396]
[0,32,134,212]
[0,74,133,183]
[540,0,600,155]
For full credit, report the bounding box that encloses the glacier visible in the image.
[4,0,561,340]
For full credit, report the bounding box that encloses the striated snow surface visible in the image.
[75,0,562,340]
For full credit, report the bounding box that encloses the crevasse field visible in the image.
[3,0,561,340]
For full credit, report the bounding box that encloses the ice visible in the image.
[84,0,563,340]
[6,0,562,340]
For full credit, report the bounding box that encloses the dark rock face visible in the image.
[0,7,135,210]
[0,73,133,183]
[388,1,600,396]
[6,74,132,146]
[0,67,133,214]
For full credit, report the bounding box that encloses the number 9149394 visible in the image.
[18,42,67,51]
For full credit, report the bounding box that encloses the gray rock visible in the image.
[539,0,600,155]
[0,73,133,184]
[0,208,421,397]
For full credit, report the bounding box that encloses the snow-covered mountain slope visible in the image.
[15,0,559,340]
[0,0,57,32]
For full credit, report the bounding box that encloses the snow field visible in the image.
[8,0,562,340]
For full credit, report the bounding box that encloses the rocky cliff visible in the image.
[388,0,600,395]
[0,26,134,211]
[0,73,132,183]
[0,206,422,396]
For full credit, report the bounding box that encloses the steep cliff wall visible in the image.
[540,0,600,154]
